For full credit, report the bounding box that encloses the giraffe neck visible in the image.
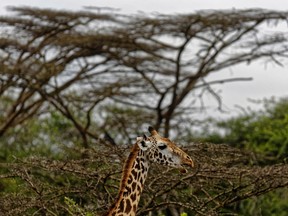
[106,144,149,216]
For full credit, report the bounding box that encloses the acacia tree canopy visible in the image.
[1,7,288,216]
[1,7,288,139]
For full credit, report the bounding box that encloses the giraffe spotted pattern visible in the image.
[104,127,194,216]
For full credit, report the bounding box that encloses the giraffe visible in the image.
[104,126,194,216]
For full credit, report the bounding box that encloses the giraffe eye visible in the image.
[158,144,167,150]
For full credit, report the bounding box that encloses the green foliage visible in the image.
[0,110,79,162]
[64,197,93,216]
[0,178,21,193]
[202,98,288,160]
[196,98,288,215]
[238,189,288,216]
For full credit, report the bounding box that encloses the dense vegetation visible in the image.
[194,98,288,215]
[1,6,288,215]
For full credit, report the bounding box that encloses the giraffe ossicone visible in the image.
[104,127,194,216]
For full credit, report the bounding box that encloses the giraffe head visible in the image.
[136,126,194,173]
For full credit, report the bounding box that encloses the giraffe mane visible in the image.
[119,144,140,195]
[105,143,140,215]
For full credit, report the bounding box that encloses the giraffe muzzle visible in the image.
[179,158,195,173]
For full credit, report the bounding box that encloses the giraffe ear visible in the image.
[148,126,158,136]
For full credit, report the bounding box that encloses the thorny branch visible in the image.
[1,143,288,215]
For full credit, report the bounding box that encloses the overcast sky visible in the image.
[1,0,288,13]
[1,0,288,117]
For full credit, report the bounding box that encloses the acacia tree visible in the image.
[1,6,288,216]
[1,7,288,141]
